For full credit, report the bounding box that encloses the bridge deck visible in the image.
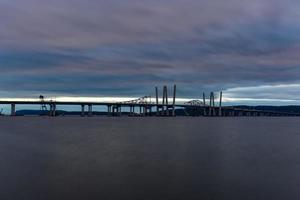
[0,100,298,116]
[0,100,185,107]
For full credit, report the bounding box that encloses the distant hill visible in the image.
[233,106,300,114]
[175,106,300,116]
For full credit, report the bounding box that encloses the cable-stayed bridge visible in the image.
[0,85,298,117]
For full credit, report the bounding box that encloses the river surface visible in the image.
[0,117,300,200]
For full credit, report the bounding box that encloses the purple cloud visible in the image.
[1,0,300,103]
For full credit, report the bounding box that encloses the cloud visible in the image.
[1,0,300,104]
[224,84,300,105]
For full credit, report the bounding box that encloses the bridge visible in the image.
[0,85,299,117]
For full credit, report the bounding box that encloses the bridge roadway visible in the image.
[0,100,298,117]
[0,100,180,117]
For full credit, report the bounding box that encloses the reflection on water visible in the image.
[0,117,300,200]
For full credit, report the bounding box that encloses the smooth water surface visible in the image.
[0,117,300,200]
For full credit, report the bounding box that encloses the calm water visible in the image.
[1,117,300,200]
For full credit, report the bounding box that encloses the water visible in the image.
[0,117,300,200]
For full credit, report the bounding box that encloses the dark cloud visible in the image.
[1,0,300,103]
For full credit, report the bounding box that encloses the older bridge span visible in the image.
[0,85,299,117]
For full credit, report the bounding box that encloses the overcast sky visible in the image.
[1,0,300,105]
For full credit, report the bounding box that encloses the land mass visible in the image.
[10,105,300,116]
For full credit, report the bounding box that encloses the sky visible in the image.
[1,0,300,105]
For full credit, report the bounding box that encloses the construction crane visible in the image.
[39,95,48,111]
[118,95,153,104]
[184,99,206,106]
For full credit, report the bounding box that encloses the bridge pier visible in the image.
[111,105,119,116]
[118,105,121,116]
[129,105,135,116]
[155,86,159,116]
[165,107,169,116]
[172,84,176,117]
[81,104,85,117]
[139,106,142,116]
[232,110,235,116]
[88,105,93,117]
[107,105,111,116]
[203,106,206,116]
[11,103,16,116]
[202,93,207,116]
[53,104,56,116]
[209,92,213,116]
[49,104,52,116]
[129,106,132,116]
[49,104,56,116]
[219,91,222,116]
[212,93,216,116]
[112,105,115,116]
[163,86,168,116]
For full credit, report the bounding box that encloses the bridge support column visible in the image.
[232,110,236,116]
[172,84,176,117]
[112,105,115,116]
[203,106,208,116]
[212,92,216,116]
[155,86,159,116]
[219,91,222,116]
[118,106,122,116]
[49,104,52,116]
[257,112,260,116]
[53,104,56,116]
[158,106,162,116]
[139,106,142,116]
[130,106,135,116]
[11,103,16,116]
[88,105,93,117]
[209,92,213,116]
[49,104,56,116]
[143,106,146,116]
[202,93,207,116]
[81,104,85,117]
[107,105,111,116]
[162,86,169,116]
